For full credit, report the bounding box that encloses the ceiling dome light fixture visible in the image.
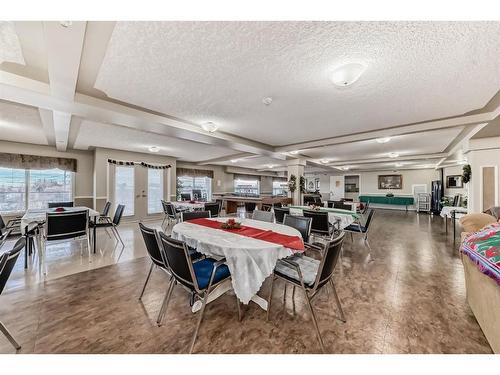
[230,159,238,163]
[388,152,399,158]
[268,165,274,169]
[331,63,366,87]
[148,146,160,153]
[340,166,350,171]
[60,21,73,28]
[376,137,391,144]
[201,122,218,133]
[290,150,300,155]
[262,97,273,106]
[320,159,330,164]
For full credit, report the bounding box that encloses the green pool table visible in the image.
[359,195,414,211]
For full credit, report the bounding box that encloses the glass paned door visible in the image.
[115,166,135,217]
[148,169,163,214]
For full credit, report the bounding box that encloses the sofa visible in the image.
[459,213,500,353]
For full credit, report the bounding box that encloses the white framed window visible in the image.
[234,177,260,196]
[272,180,288,196]
[115,166,135,217]
[148,169,164,214]
[0,167,74,214]
[177,176,212,201]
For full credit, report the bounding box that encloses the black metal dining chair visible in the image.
[343,209,375,250]
[162,200,182,227]
[333,201,352,211]
[244,202,256,216]
[267,233,346,353]
[89,204,125,249]
[42,210,91,274]
[303,210,336,240]
[181,210,211,222]
[0,237,26,350]
[252,210,274,223]
[157,233,239,353]
[273,207,290,224]
[0,214,21,237]
[283,214,312,243]
[47,201,74,208]
[204,202,221,218]
[180,193,191,201]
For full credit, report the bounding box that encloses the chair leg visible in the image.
[139,263,154,300]
[113,227,125,248]
[301,285,325,353]
[291,285,296,316]
[266,275,275,321]
[236,295,242,322]
[156,277,175,326]
[189,288,210,354]
[329,279,346,323]
[161,216,167,228]
[0,320,21,350]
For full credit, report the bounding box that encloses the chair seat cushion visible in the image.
[193,258,230,290]
[344,223,367,233]
[274,255,320,287]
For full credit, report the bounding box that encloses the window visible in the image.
[115,166,135,216]
[234,177,260,196]
[148,169,164,214]
[272,180,288,196]
[0,167,26,213]
[177,176,212,201]
[28,169,72,209]
[0,167,73,213]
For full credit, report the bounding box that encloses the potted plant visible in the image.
[462,164,471,184]
[299,176,306,194]
[288,174,297,193]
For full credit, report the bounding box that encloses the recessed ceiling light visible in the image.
[262,97,273,106]
[340,166,350,171]
[331,63,367,87]
[395,163,403,167]
[268,165,274,169]
[60,21,73,28]
[148,146,160,153]
[290,150,300,155]
[388,152,399,158]
[320,159,330,164]
[230,159,238,163]
[201,122,218,133]
[376,137,391,144]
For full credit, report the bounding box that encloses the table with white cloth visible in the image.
[20,207,100,268]
[172,201,205,211]
[171,217,304,311]
[440,206,468,241]
[288,206,358,229]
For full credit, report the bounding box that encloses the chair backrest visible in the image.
[181,210,211,222]
[274,207,290,224]
[303,196,315,205]
[303,210,330,234]
[327,201,335,208]
[313,232,345,290]
[361,201,370,214]
[204,202,220,218]
[341,198,353,202]
[283,214,312,243]
[0,229,12,250]
[0,214,5,235]
[157,232,197,291]
[0,238,25,295]
[273,202,282,209]
[244,202,256,212]
[112,204,125,226]
[101,201,112,216]
[180,193,191,201]
[363,209,375,231]
[48,201,74,208]
[192,189,202,201]
[333,201,351,210]
[252,210,275,223]
[452,194,461,207]
[138,222,166,269]
[45,210,89,241]
[314,197,322,204]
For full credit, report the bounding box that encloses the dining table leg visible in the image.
[24,232,29,269]
[93,226,97,254]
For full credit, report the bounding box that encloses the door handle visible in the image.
[141,195,147,198]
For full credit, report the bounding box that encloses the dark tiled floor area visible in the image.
[0,209,492,353]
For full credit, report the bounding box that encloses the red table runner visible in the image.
[187,218,304,251]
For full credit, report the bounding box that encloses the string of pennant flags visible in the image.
[107,159,171,169]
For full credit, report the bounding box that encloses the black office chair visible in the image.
[274,207,290,224]
[157,233,238,353]
[47,201,74,208]
[0,237,26,350]
[267,233,346,353]
[181,211,211,222]
[180,193,191,201]
[343,209,375,250]
[41,210,90,274]
[204,202,221,218]
[303,210,335,240]
[89,204,125,249]
[283,214,312,243]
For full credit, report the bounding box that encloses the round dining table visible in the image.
[171,217,304,311]
[172,201,205,211]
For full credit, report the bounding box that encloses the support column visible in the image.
[287,159,306,205]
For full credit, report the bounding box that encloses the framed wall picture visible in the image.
[446,175,463,188]
[378,174,403,189]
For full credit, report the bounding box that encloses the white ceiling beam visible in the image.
[325,152,448,167]
[0,71,282,159]
[43,21,87,151]
[275,111,499,153]
[38,108,55,146]
[197,152,255,165]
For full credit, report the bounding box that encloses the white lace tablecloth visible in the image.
[172,201,205,210]
[171,217,302,304]
[21,207,100,233]
[288,207,356,229]
[440,206,468,218]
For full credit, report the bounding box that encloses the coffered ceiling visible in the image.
[0,21,499,172]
